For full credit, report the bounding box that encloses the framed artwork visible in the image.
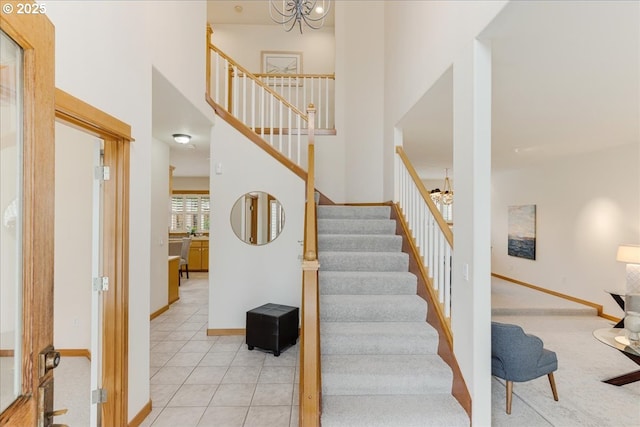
[508,205,536,260]
[261,51,303,75]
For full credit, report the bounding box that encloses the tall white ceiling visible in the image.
[402,0,639,179]
[160,1,638,180]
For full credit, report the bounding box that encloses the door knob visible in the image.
[44,350,61,371]
[39,345,61,377]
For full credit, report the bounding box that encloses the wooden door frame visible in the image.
[249,195,258,244]
[0,7,56,426]
[55,88,131,427]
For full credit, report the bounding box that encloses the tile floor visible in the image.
[142,272,299,427]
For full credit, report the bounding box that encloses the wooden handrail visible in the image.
[208,42,309,121]
[254,72,335,80]
[300,105,321,427]
[396,146,454,249]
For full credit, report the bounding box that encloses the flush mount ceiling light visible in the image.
[172,133,191,144]
[269,0,331,33]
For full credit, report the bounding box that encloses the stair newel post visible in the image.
[300,103,321,427]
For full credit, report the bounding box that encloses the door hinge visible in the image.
[93,277,109,292]
[95,165,110,181]
[92,388,107,404]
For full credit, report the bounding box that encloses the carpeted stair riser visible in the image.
[318,234,402,252]
[321,322,439,355]
[321,395,470,427]
[319,271,417,295]
[318,205,469,426]
[320,295,426,322]
[318,219,396,235]
[319,252,408,272]
[318,205,391,219]
[322,354,453,395]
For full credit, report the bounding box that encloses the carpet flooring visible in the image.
[491,277,640,426]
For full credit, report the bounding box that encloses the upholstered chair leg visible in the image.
[186,265,189,279]
[548,373,559,401]
[506,380,513,414]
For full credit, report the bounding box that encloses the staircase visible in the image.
[318,205,469,427]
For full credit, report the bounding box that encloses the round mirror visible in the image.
[230,192,285,245]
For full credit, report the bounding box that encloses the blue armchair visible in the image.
[491,321,559,414]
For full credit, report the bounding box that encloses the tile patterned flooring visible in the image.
[142,272,299,427]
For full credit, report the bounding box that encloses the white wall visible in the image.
[53,122,95,351]
[173,177,210,192]
[211,24,335,75]
[451,40,493,427]
[492,143,640,317]
[209,119,304,329]
[150,139,170,315]
[334,1,386,203]
[45,1,210,420]
[383,1,508,200]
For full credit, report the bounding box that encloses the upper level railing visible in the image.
[207,27,309,170]
[395,146,454,344]
[254,73,335,130]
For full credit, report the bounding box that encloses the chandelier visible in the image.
[269,0,331,33]
[430,168,454,206]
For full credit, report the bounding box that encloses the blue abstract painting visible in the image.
[508,205,536,260]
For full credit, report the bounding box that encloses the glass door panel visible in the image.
[0,29,24,414]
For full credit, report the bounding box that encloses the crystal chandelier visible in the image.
[430,168,454,205]
[269,0,331,33]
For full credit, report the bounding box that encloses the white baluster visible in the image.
[279,96,283,152]
[251,80,255,130]
[269,93,274,146]
[444,245,451,318]
[260,87,265,138]
[242,74,246,124]
[214,54,220,105]
[325,77,329,129]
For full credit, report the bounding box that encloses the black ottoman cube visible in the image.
[246,303,299,356]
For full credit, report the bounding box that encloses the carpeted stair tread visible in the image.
[322,354,453,395]
[321,394,469,427]
[318,234,403,252]
[318,204,468,425]
[320,295,426,322]
[319,251,408,272]
[321,321,439,355]
[319,271,417,295]
[318,205,391,219]
[318,218,396,235]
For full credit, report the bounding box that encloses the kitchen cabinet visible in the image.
[188,239,209,272]
[168,256,180,304]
